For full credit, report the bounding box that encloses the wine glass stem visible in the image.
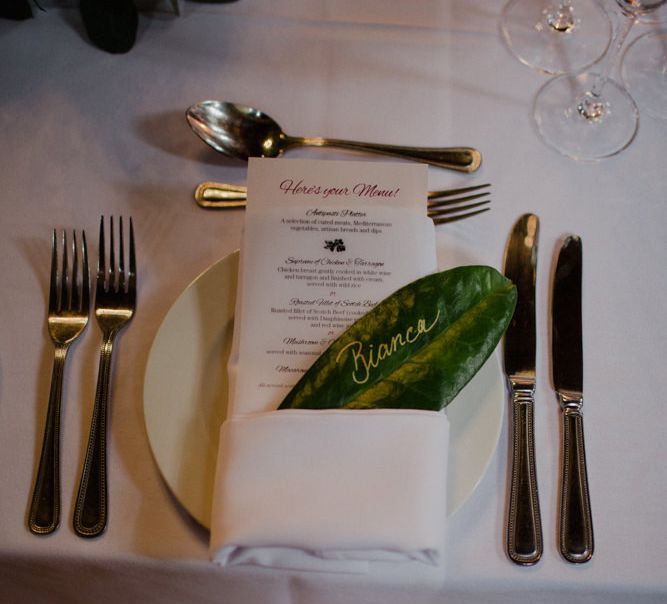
[580,12,635,118]
[592,13,635,95]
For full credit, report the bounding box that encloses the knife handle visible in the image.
[507,378,543,565]
[558,393,594,563]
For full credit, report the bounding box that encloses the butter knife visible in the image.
[502,214,543,565]
[552,235,594,563]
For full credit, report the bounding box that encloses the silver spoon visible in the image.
[186,101,482,173]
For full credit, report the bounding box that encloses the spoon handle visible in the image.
[288,136,481,173]
[194,182,247,208]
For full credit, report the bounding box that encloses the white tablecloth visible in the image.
[1,1,666,602]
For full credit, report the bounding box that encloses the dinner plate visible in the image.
[143,251,505,528]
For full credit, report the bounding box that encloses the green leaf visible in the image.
[278,266,516,411]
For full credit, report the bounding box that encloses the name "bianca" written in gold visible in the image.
[335,310,441,385]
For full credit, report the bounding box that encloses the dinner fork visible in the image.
[193,181,491,225]
[29,230,89,535]
[73,216,136,538]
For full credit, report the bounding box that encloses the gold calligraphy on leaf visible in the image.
[335,310,441,385]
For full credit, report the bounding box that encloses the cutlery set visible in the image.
[503,214,593,565]
[29,216,136,538]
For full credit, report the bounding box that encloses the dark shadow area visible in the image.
[185,0,240,3]
[56,0,181,53]
[135,110,245,168]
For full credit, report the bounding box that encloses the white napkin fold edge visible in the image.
[210,408,449,573]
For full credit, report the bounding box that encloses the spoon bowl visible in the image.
[186,100,481,172]
[187,102,284,159]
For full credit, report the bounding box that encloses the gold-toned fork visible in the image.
[29,230,90,535]
[73,216,136,538]
[194,181,492,225]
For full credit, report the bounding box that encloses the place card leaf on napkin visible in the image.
[279,266,516,411]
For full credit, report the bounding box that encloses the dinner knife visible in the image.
[502,213,542,565]
[552,235,594,563]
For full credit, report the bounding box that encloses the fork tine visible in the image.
[118,217,126,292]
[431,207,490,225]
[61,231,69,313]
[98,216,106,291]
[109,216,115,292]
[81,231,90,313]
[428,199,491,219]
[48,230,59,313]
[427,191,490,211]
[128,217,136,292]
[71,232,80,311]
[427,183,490,200]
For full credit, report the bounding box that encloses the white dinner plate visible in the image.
[143,251,505,528]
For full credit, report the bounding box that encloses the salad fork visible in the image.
[73,216,136,538]
[29,230,90,535]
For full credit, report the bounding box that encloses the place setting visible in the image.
[22,87,597,578]
[21,28,601,569]
[5,2,667,601]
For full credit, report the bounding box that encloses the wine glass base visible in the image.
[500,0,612,74]
[622,29,667,120]
[533,72,639,160]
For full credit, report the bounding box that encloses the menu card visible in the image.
[229,158,438,416]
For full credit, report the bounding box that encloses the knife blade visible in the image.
[502,213,543,565]
[552,235,593,563]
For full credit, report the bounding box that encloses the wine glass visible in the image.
[500,0,612,74]
[532,0,667,160]
[621,28,667,119]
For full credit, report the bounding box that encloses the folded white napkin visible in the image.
[210,408,449,573]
